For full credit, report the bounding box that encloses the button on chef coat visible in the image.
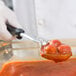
[13,0,76,40]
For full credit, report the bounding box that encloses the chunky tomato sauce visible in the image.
[0,59,76,76]
[41,40,72,62]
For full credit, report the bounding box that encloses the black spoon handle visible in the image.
[6,23,25,39]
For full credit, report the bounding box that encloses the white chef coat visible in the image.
[13,0,76,40]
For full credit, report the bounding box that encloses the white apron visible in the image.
[13,0,76,40]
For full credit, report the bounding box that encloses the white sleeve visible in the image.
[0,0,5,5]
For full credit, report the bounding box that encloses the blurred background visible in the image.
[3,0,76,40]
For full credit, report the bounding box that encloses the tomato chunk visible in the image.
[58,45,72,54]
[49,40,61,47]
[45,45,57,54]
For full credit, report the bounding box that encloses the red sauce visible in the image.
[0,58,76,76]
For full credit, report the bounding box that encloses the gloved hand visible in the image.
[0,1,22,41]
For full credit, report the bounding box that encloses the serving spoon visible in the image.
[6,23,72,63]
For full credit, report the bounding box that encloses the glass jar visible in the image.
[0,40,12,69]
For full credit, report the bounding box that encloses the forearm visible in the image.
[0,0,22,41]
